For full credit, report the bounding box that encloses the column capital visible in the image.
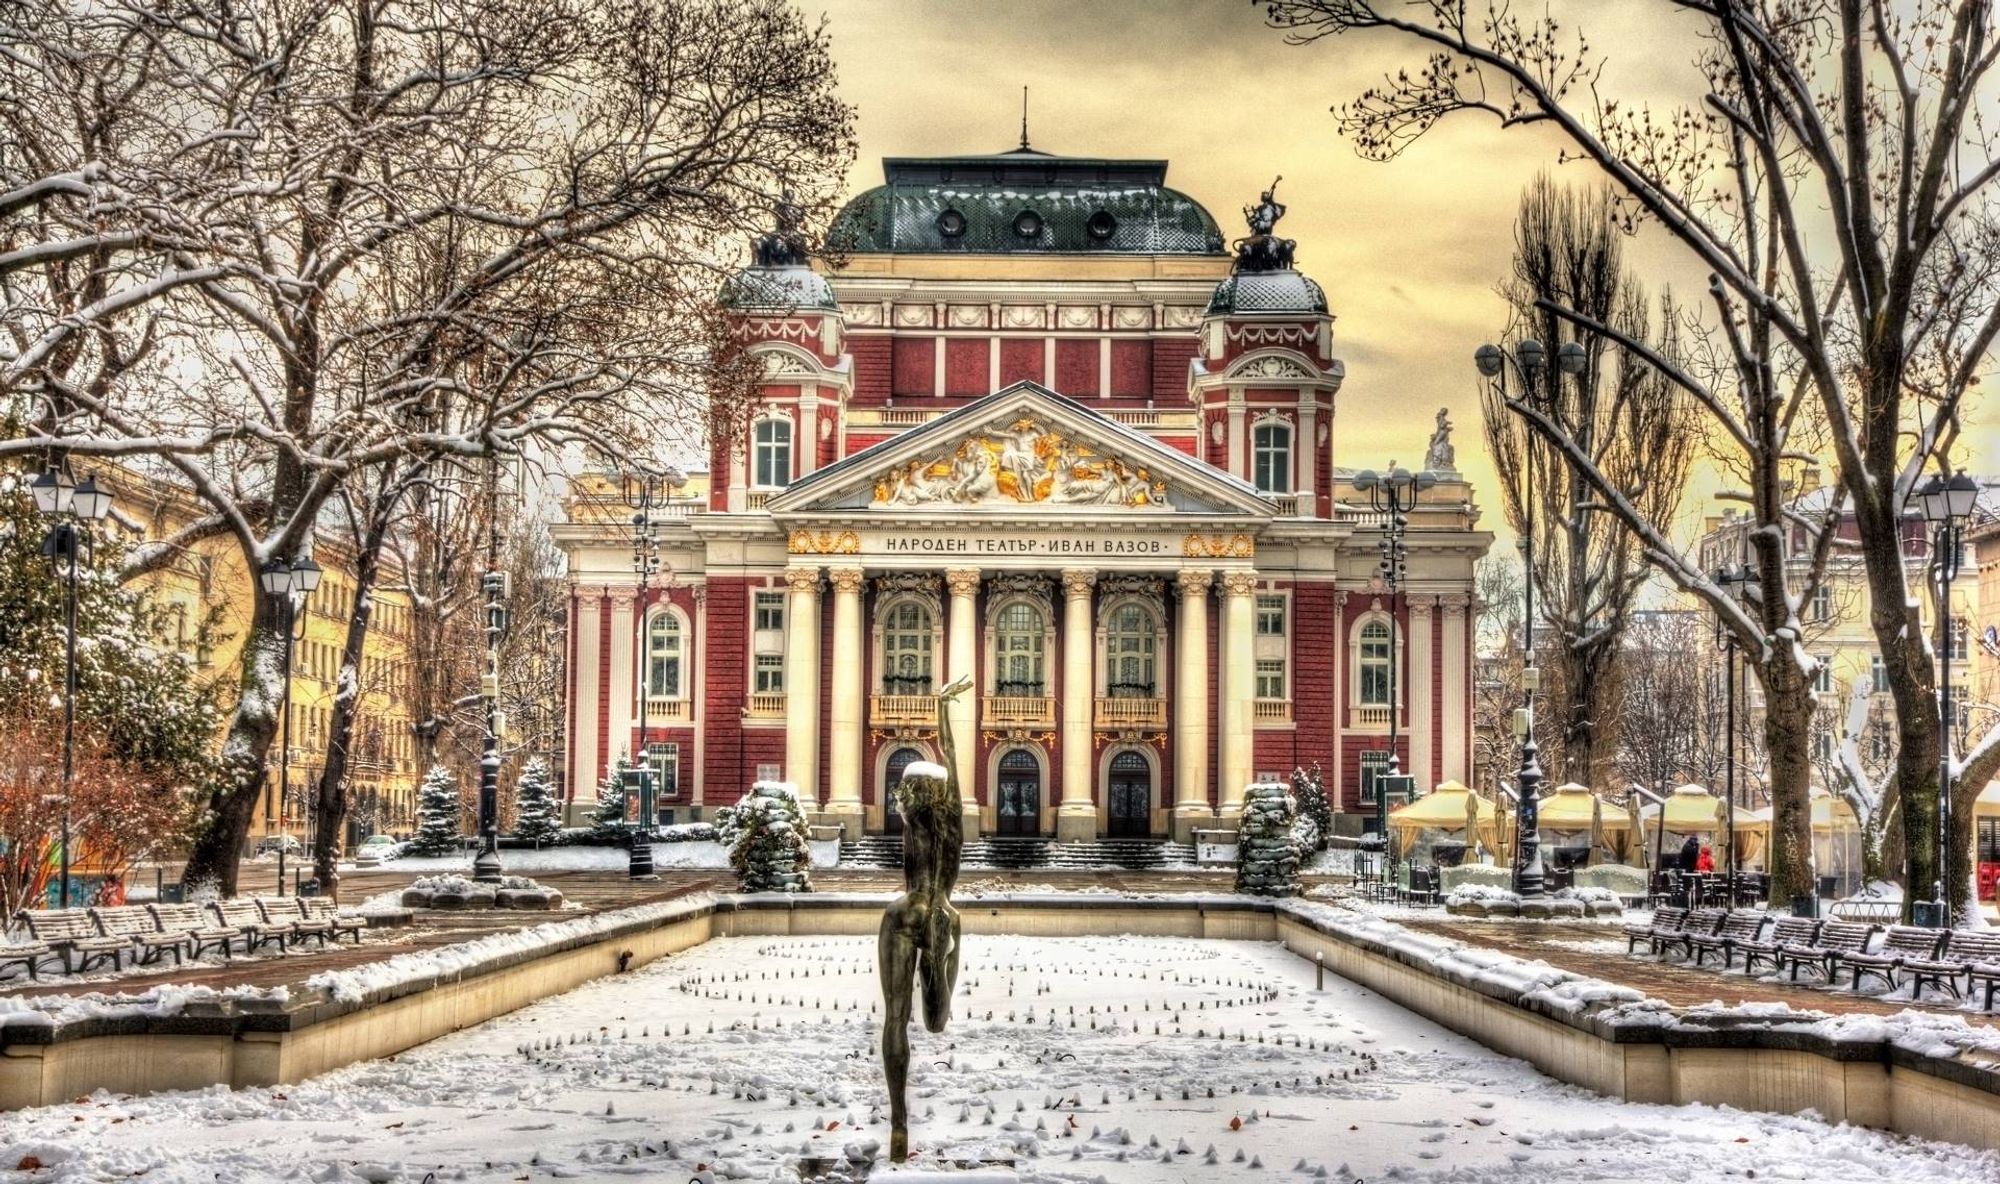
[828,566,865,595]
[1176,569,1213,597]
[1060,568,1098,599]
[785,566,822,594]
[945,568,982,598]
[1221,570,1258,598]
[607,586,637,609]
[1441,592,1469,618]
[1410,595,1436,618]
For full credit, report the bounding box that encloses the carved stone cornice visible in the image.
[1060,568,1098,599]
[875,572,942,605]
[828,567,865,596]
[1176,569,1213,597]
[784,567,822,595]
[1098,575,1165,604]
[986,573,1054,603]
[945,568,982,598]
[1221,571,1259,598]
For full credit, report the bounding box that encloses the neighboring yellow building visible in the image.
[108,464,424,852]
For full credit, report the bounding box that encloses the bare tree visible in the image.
[1267,0,2000,916]
[1471,555,1526,798]
[0,0,854,894]
[1485,177,1697,788]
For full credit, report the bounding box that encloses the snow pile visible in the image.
[1445,883,1520,906]
[408,873,544,895]
[729,782,811,893]
[0,982,289,1028]
[1558,886,1622,906]
[304,892,715,1005]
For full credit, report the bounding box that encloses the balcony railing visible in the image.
[745,691,786,718]
[746,490,773,510]
[1254,699,1293,724]
[1350,703,1399,729]
[983,695,1056,728]
[1265,493,1301,516]
[644,696,691,724]
[1095,696,1167,729]
[871,694,938,727]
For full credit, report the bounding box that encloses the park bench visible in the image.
[300,897,365,943]
[1689,910,1769,969]
[90,905,189,967]
[13,908,126,974]
[1827,925,1945,993]
[1623,906,1689,955]
[1774,920,1877,982]
[1738,917,1822,977]
[1654,907,1728,961]
[1902,929,2000,1006]
[206,899,289,953]
[146,903,240,961]
[0,929,51,981]
[256,897,363,946]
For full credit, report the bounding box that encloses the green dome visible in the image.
[718,263,838,313]
[1205,269,1328,315]
[829,150,1226,256]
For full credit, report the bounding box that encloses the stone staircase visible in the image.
[834,834,1196,871]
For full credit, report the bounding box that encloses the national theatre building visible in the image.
[553,144,1491,844]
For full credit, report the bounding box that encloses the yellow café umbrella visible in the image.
[1388,780,1497,857]
[1537,783,1632,863]
[1641,784,1766,866]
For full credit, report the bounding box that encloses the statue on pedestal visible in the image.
[1424,407,1457,473]
[878,673,972,1162]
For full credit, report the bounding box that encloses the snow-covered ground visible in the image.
[2,934,1994,1182]
[372,838,843,876]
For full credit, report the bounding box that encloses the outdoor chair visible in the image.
[1827,925,1945,993]
[1902,929,2000,1007]
[1738,917,1822,977]
[89,904,189,967]
[1688,910,1769,969]
[206,899,290,953]
[1773,920,1877,983]
[1401,866,1441,907]
[13,908,126,974]
[145,903,240,960]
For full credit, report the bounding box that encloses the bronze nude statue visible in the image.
[878,672,972,1162]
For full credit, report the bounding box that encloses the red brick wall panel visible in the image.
[999,338,1043,388]
[945,339,988,397]
[1110,339,1151,397]
[701,579,749,805]
[850,335,891,403]
[1054,339,1099,397]
[1151,338,1198,403]
[891,337,935,397]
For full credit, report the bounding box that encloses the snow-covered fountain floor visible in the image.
[3,934,1993,1183]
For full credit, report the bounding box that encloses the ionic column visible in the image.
[1218,570,1257,822]
[573,588,604,796]
[1057,568,1098,841]
[782,567,822,800]
[1410,596,1436,792]
[946,568,982,836]
[1441,594,1470,786]
[607,587,637,771]
[825,567,866,834]
[1173,570,1213,841]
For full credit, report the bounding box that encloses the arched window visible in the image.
[1105,603,1158,697]
[647,613,683,698]
[994,602,1046,696]
[1358,619,1392,706]
[1252,421,1291,494]
[753,418,793,488]
[881,601,935,694]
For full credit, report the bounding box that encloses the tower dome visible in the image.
[1204,178,1327,315]
[718,195,839,313]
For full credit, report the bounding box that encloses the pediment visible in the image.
[768,382,1275,519]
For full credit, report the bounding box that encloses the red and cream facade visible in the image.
[554,149,1490,841]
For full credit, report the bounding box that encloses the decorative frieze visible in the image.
[1182,533,1255,559]
[787,529,861,555]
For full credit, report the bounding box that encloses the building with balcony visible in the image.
[552,144,1491,841]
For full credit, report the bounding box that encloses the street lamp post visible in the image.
[1352,465,1438,882]
[472,564,508,884]
[1917,468,1979,927]
[620,467,682,880]
[1474,336,1587,898]
[1712,562,1758,908]
[31,469,114,909]
[258,553,324,895]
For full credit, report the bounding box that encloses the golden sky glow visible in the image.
[811,0,2000,550]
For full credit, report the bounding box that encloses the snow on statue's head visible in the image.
[895,761,953,819]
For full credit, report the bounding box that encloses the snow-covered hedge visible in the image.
[1440,863,1512,894]
[1574,863,1649,897]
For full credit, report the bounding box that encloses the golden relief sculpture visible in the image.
[787,529,861,555]
[869,418,1168,509]
[1182,532,1255,558]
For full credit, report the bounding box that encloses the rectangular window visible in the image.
[1809,584,1831,622]
[755,762,781,783]
[646,742,679,802]
[1255,595,1286,636]
[754,654,785,694]
[753,592,785,632]
[1812,657,1832,695]
[1359,750,1390,806]
[1951,619,1969,661]
[1813,729,1833,761]
[1255,658,1286,700]
[1869,653,1888,691]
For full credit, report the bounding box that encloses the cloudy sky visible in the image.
[807,0,2000,550]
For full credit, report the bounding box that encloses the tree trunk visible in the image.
[1760,659,1817,906]
[180,602,288,896]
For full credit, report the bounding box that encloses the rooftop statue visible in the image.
[1425,407,1457,473]
[1233,176,1296,272]
[879,673,973,1162]
[751,187,809,269]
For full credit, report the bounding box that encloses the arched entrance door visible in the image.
[1107,751,1152,839]
[883,747,921,835]
[996,749,1041,836]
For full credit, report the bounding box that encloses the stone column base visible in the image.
[1170,804,1217,845]
[1054,805,1100,843]
[960,804,983,846]
[1214,803,1245,831]
[819,802,865,844]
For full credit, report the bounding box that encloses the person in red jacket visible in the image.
[1695,838,1716,874]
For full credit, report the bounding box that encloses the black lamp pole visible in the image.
[1474,337,1587,898]
[619,466,682,880]
[1353,465,1437,881]
[259,553,324,894]
[1917,468,1979,926]
[32,469,114,910]
[472,563,507,884]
